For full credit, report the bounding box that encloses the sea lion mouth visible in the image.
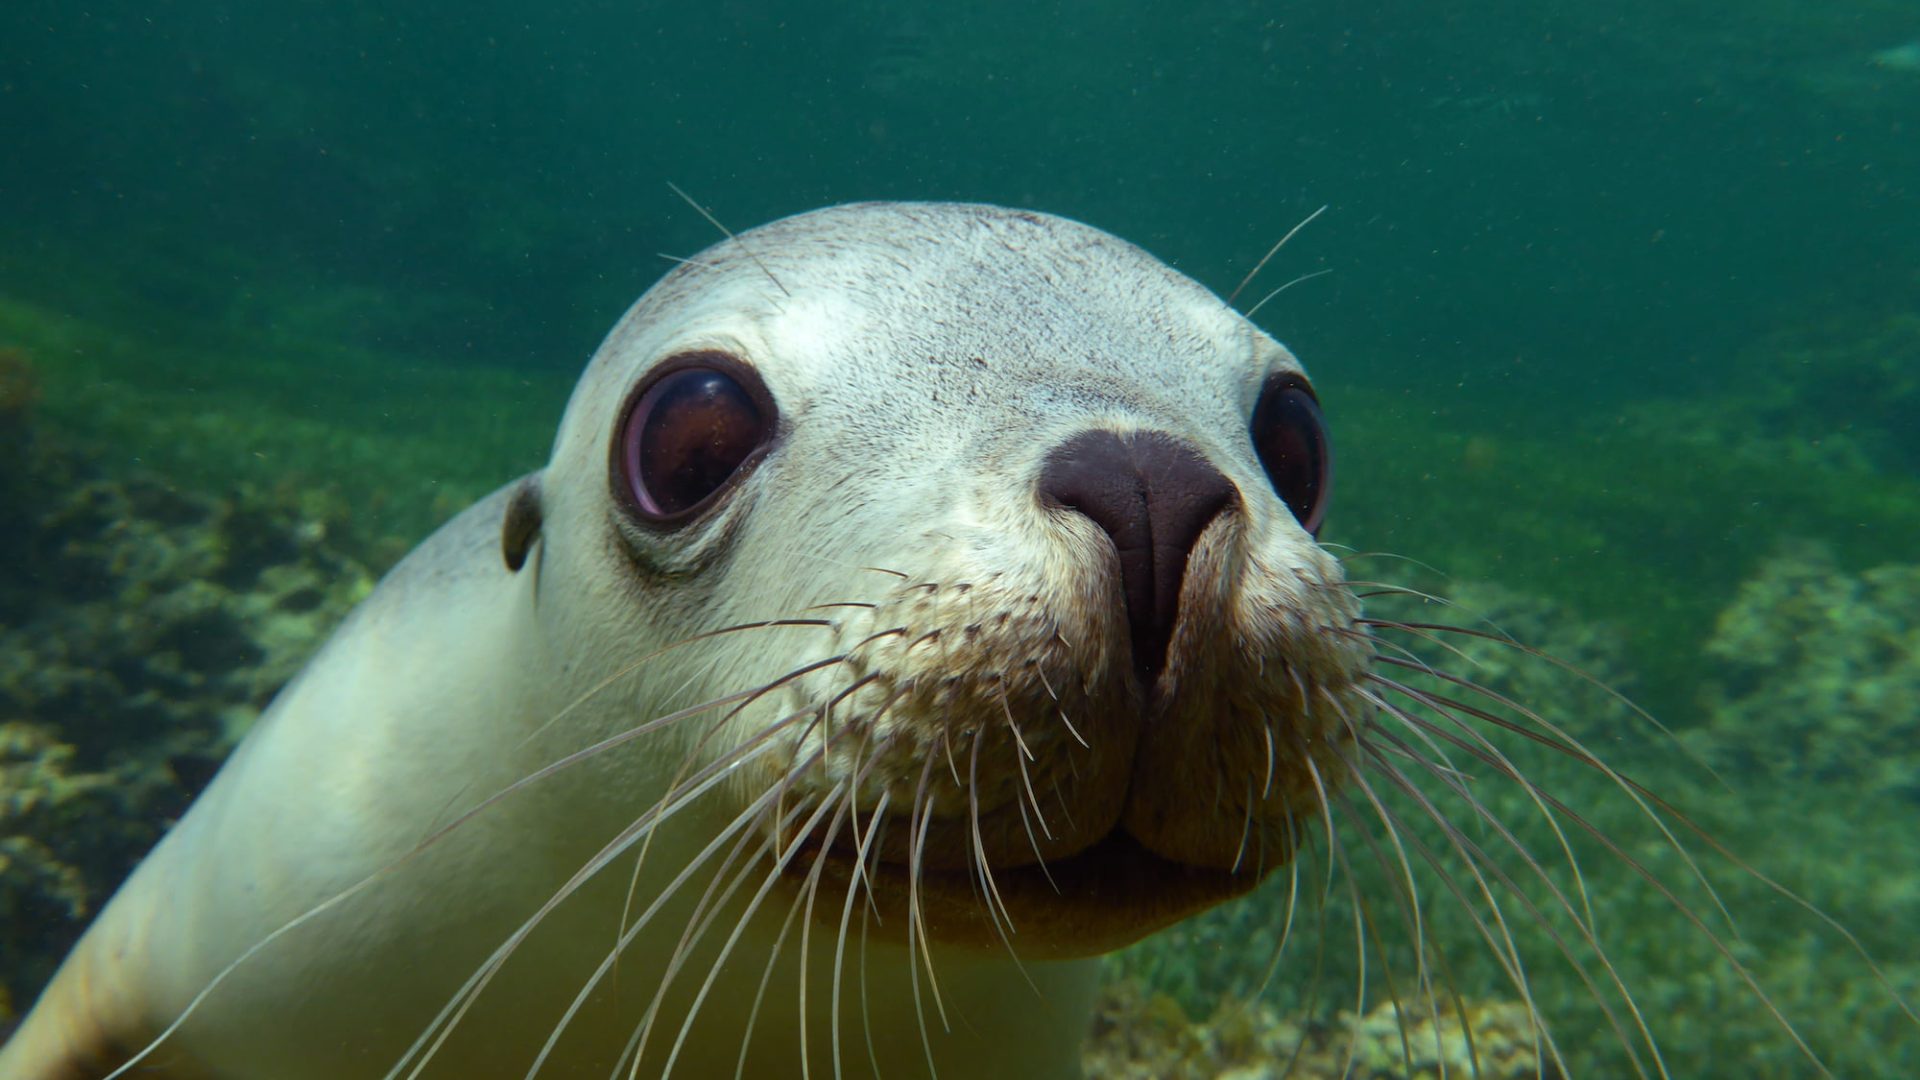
[783,823,1262,960]
[747,549,1367,958]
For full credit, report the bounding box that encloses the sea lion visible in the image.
[5,200,1376,1079]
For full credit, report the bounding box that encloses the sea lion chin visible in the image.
[2,202,1368,1079]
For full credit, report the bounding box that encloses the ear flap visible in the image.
[501,473,544,573]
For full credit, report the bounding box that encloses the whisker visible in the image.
[967,730,1021,955]
[1331,748,1431,1004]
[1031,664,1090,749]
[101,660,851,1080]
[795,786,861,1080]
[1369,662,1736,934]
[663,702,891,1077]
[1386,775,1560,1076]
[994,680,1058,863]
[519,618,840,756]
[1329,548,1452,579]
[1347,739,1583,1078]
[658,708,901,1079]
[615,668,881,967]
[1329,817,1371,1078]
[419,656,872,1078]
[622,801,814,1080]
[401,719,810,1080]
[1351,703,1664,1079]
[1352,677,1601,943]
[731,887,805,1080]
[1259,722,1276,801]
[822,724,894,1080]
[1300,704,1563,1072]
[855,832,890,1080]
[1247,816,1304,1002]
[831,791,891,1080]
[631,716,860,1074]
[1364,617,1704,774]
[666,181,790,297]
[1360,793,1457,1078]
[1384,654,1920,1039]
[1243,267,1335,320]
[907,742,951,1050]
[1230,780,1256,875]
[1226,203,1328,305]
[1302,756,1341,912]
[1332,617,1483,675]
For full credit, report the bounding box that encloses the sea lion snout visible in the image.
[1037,429,1238,690]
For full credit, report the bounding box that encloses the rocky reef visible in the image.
[1624,311,1920,478]
[0,358,375,1004]
[1084,976,1550,1080]
[1692,541,1920,800]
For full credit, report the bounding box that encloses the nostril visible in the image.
[1037,430,1236,688]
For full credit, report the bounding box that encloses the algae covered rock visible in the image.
[0,443,377,1006]
[1622,311,1920,477]
[1693,541,1920,799]
[1775,313,1920,472]
[0,722,128,997]
[1367,577,1639,746]
[4,469,374,765]
[1083,976,1550,1079]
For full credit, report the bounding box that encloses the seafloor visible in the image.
[1,284,1917,1076]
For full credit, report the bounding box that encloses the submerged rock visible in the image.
[1083,976,1551,1080]
[0,435,375,1003]
[0,723,123,994]
[1693,541,1920,800]
[1625,312,1920,477]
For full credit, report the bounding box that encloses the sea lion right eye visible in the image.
[616,356,774,524]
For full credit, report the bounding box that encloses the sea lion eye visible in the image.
[1250,374,1331,536]
[617,359,771,522]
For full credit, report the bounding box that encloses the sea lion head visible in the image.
[522,202,1371,959]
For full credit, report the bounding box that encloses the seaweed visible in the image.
[1692,540,1920,800]
[0,434,375,1008]
[1084,976,1552,1079]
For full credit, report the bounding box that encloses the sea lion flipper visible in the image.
[0,935,183,1080]
[501,472,544,573]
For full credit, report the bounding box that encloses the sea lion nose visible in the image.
[1038,430,1237,688]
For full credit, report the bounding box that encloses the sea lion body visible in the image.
[7,487,1095,1079]
[1,203,1362,1078]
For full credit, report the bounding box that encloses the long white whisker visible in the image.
[1243,267,1335,320]
[1353,717,1648,1078]
[831,792,891,1080]
[1371,655,1737,936]
[658,792,845,1078]
[398,727,798,1080]
[1226,204,1328,305]
[102,670,827,1080]
[908,746,951,1050]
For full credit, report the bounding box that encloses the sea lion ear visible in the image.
[502,473,544,573]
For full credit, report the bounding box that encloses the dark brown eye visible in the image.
[1251,374,1331,535]
[617,362,770,522]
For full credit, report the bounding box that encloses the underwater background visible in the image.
[1,1,1916,1075]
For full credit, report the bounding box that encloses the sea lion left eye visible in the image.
[618,364,769,521]
[1250,374,1332,536]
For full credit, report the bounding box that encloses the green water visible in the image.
[2,1,1917,1074]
